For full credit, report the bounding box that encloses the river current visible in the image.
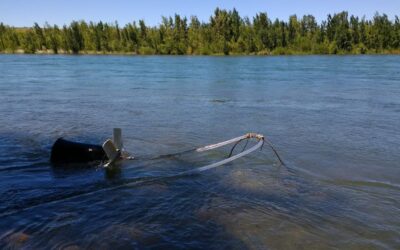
[0,55,399,249]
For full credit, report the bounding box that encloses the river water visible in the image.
[0,55,399,249]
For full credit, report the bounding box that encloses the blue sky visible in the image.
[0,0,399,27]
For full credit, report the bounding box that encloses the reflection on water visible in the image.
[0,55,399,249]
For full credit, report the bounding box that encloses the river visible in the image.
[0,55,399,249]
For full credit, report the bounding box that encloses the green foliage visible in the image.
[0,9,399,55]
[45,24,61,54]
[23,30,37,53]
[0,23,20,52]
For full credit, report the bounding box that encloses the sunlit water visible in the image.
[0,55,399,249]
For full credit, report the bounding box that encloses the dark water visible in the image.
[0,55,399,249]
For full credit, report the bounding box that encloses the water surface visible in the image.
[0,55,399,249]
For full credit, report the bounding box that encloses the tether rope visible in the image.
[121,133,284,171]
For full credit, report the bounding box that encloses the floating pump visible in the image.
[50,138,106,164]
[50,128,131,166]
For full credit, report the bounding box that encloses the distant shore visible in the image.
[1,49,400,56]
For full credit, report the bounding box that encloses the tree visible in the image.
[288,15,300,45]
[350,15,360,45]
[188,16,201,54]
[210,8,230,54]
[0,23,6,51]
[393,16,400,48]
[46,24,61,54]
[372,13,392,49]
[67,21,84,53]
[23,30,37,53]
[253,12,272,51]
[33,23,46,50]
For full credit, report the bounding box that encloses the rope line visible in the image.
[120,133,284,170]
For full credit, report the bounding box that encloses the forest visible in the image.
[1,9,399,55]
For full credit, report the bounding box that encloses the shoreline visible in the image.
[1,49,400,56]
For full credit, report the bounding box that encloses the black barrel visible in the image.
[50,138,107,164]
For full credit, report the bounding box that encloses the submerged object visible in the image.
[50,138,106,164]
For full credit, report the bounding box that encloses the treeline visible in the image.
[1,9,400,55]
